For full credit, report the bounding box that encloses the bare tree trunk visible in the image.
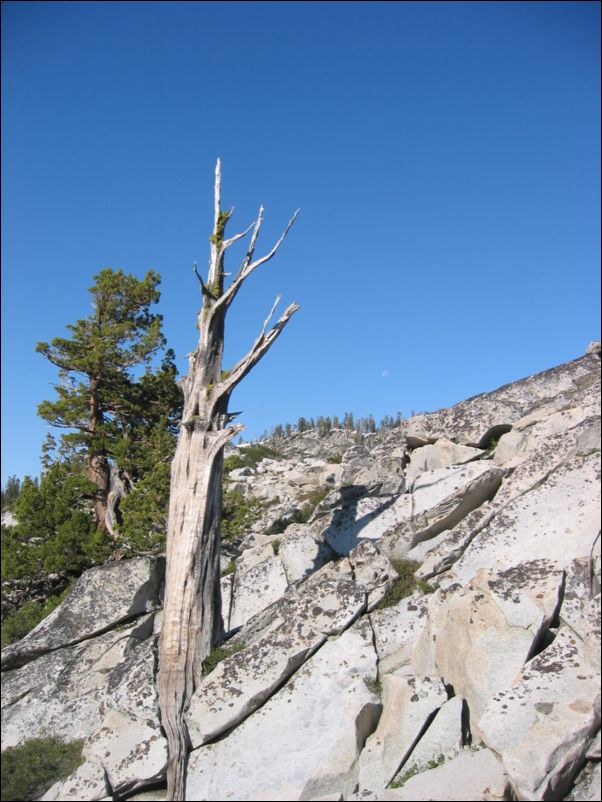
[158,160,299,801]
[87,379,112,531]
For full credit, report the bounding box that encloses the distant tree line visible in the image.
[255,411,405,442]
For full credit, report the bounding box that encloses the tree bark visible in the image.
[87,378,111,531]
[158,160,299,800]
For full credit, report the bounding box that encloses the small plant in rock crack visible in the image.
[202,642,244,676]
[375,559,434,609]
[389,764,419,789]
[389,753,446,788]
[220,560,236,577]
[363,675,382,696]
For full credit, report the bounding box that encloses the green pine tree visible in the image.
[36,269,176,533]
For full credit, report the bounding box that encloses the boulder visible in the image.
[318,463,503,561]
[43,711,167,800]
[185,619,381,801]
[105,632,159,721]
[403,353,599,446]
[41,760,109,801]
[243,577,367,647]
[235,541,275,574]
[478,628,601,800]
[228,555,289,630]
[84,710,166,796]
[391,696,465,781]
[560,559,601,673]
[448,452,601,583]
[357,674,448,792]
[391,747,508,801]
[567,761,602,801]
[415,505,495,580]
[488,412,600,513]
[370,593,428,675]
[348,539,399,609]
[1,557,164,669]
[385,464,504,557]
[405,439,484,487]
[2,614,155,749]
[278,523,336,584]
[186,620,326,746]
[413,560,564,727]
[321,488,409,557]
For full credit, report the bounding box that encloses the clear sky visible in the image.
[2,1,600,483]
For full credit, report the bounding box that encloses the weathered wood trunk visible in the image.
[158,160,299,800]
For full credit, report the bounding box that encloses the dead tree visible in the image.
[158,160,299,800]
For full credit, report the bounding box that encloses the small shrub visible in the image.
[328,453,343,464]
[416,576,435,595]
[389,764,419,789]
[375,559,433,610]
[389,754,446,789]
[221,490,264,540]
[224,444,282,476]
[202,642,243,676]
[272,538,281,556]
[1,737,84,801]
[295,487,331,522]
[223,453,245,474]
[220,560,236,577]
[426,753,446,770]
[364,675,382,696]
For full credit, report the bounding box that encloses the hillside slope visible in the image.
[1,345,600,802]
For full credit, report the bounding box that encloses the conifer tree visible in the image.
[36,269,174,534]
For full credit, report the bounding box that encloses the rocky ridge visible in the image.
[1,346,600,801]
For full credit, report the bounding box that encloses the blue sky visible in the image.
[2,1,600,483]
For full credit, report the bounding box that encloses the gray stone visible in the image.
[403,353,599,446]
[1,615,155,749]
[1,557,164,669]
[566,761,602,801]
[406,439,484,487]
[478,628,601,801]
[357,674,448,793]
[237,577,367,648]
[448,452,601,584]
[415,505,495,580]
[186,620,326,746]
[370,593,428,675]
[413,560,564,727]
[392,747,508,801]
[83,710,167,796]
[278,523,335,584]
[41,760,109,801]
[393,696,464,780]
[185,619,381,801]
[229,555,289,630]
[385,464,504,558]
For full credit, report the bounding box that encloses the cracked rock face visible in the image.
[357,674,449,793]
[186,620,326,747]
[1,557,164,671]
[1,615,157,749]
[478,628,601,801]
[185,619,381,801]
[1,349,599,802]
